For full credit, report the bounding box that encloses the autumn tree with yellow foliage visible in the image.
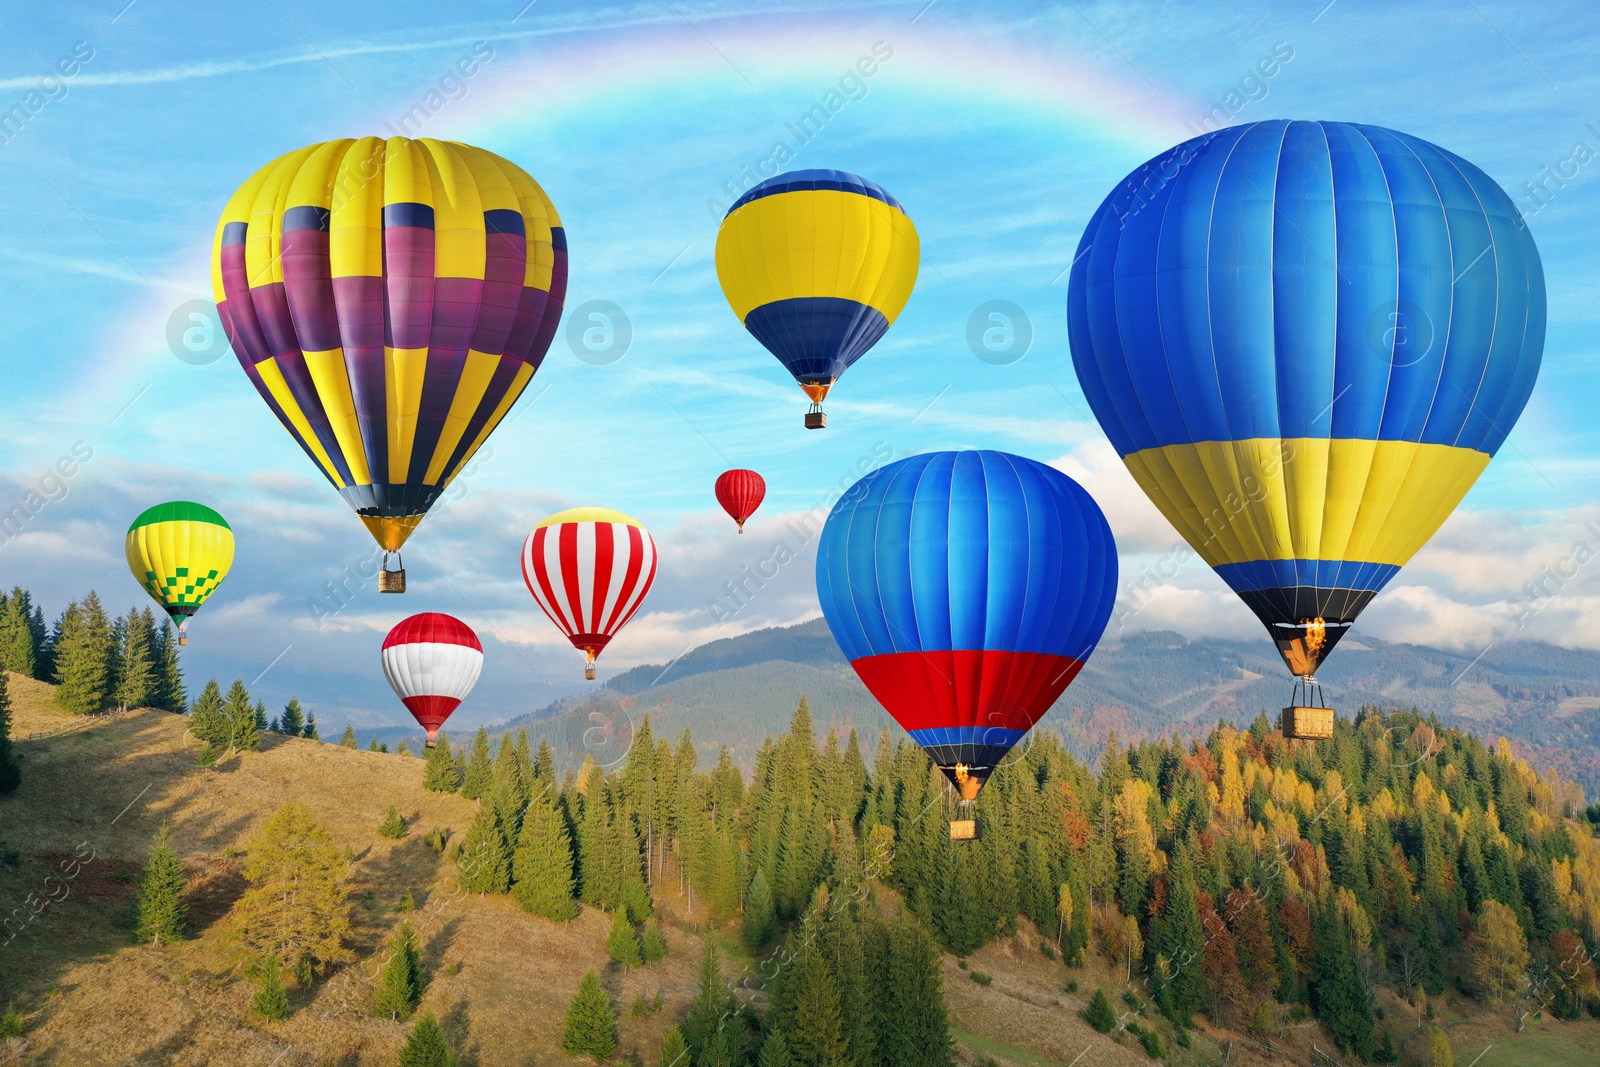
[232,802,353,980]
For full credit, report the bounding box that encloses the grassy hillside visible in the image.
[0,678,699,1066]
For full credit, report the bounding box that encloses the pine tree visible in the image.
[756,1030,791,1067]
[872,913,955,1067]
[153,618,185,712]
[462,727,493,799]
[640,919,668,963]
[769,898,849,1067]
[743,865,775,949]
[562,970,616,1059]
[490,735,526,832]
[340,724,357,748]
[683,941,736,1060]
[0,589,36,676]
[1085,988,1117,1032]
[658,1025,690,1067]
[280,697,305,736]
[534,735,556,784]
[374,921,423,1019]
[511,790,578,919]
[1153,848,1207,1026]
[253,954,290,1020]
[515,728,534,794]
[234,802,353,975]
[53,595,115,714]
[187,678,227,745]
[0,672,19,795]
[29,598,52,681]
[397,740,412,758]
[1310,900,1374,1058]
[607,909,642,967]
[302,711,318,740]
[221,679,259,751]
[134,823,186,945]
[423,733,460,792]
[114,606,156,710]
[457,801,511,894]
[253,699,269,734]
[399,1012,461,1067]
[379,805,407,839]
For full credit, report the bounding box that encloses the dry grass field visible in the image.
[3,672,1599,1065]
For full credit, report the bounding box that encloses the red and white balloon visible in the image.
[521,506,658,679]
[381,612,483,746]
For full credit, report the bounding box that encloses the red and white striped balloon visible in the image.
[521,507,658,679]
[381,612,483,745]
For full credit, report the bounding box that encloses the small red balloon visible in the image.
[714,469,766,533]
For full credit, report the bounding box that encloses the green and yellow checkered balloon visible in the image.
[125,501,234,645]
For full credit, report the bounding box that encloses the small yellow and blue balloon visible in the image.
[125,502,234,645]
[716,169,919,427]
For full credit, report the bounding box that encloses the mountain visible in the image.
[503,619,1600,793]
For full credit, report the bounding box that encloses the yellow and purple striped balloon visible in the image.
[211,138,567,554]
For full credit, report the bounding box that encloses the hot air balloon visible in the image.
[816,451,1116,838]
[714,469,766,533]
[212,137,567,592]
[381,612,482,747]
[715,169,919,429]
[125,502,235,646]
[1068,120,1544,740]
[521,508,658,680]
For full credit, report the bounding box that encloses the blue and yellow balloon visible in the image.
[1068,120,1544,737]
[716,169,919,428]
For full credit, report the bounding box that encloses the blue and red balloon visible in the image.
[815,450,1116,800]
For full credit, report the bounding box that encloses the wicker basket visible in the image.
[804,411,827,429]
[949,818,981,842]
[378,568,406,594]
[1281,705,1334,740]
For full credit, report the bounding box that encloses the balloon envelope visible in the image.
[125,501,234,644]
[1069,120,1543,680]
[714,469,766,532]
[815,451,1116,798]
[716,169,918,410]
[521,507,658,677]
[381,612,483,742]
[212,137,567,555]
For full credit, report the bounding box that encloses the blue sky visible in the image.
[0,1,1596,732]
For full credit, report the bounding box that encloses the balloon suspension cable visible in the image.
[948,783,981,841]
[1292,676,1327,709]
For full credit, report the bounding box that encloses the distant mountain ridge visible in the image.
[494,619,1600,794]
